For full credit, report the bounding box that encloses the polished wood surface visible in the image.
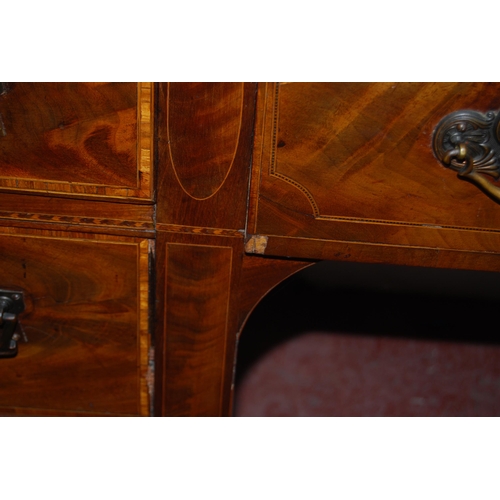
[0,82,153,200]
[2,82,500,416]
[0,192,155,237]
[249,83,500,260]
[156,82,257,230]
[167,82,244,199]
[154,231,311,416]
[0,227,151,415]
[154,82,311,415]
[158,234,236,416]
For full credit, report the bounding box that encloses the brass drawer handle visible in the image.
[433,110,500,203]
[0,289,26,359]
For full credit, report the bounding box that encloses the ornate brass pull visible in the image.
[433,110,500,204]
[0,289,26,359]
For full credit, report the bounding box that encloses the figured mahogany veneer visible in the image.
[248,83,500,262]
[0,227,151,416]
[2,82,500,416]
[0,82,153,200]
[156,82,257,230]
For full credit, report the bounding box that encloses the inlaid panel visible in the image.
[0,228,152,416]
[161,242,232,416]
[0,82,153,200]
[250,83,500,255]
[167,82,244,200]
[157,82,257,230]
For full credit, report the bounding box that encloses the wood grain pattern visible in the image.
[0,228,151,415]
[139,239,153,416]
[0,83,153,200]
[236,255,314,335]
[154,230,314,416]
[250,83,500,254]
[138,82,154,199]
[167,82,244,200]
[156,223,243,237]
[9,82,500,417]
[252,195,500,255]
[258,234,500,274]
[157,82,257,229]
[162,241,233,416]
[0,192,154,234]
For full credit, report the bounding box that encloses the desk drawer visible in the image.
[0,227,151,416]
[0,83,153,200]
[250,83,500,257]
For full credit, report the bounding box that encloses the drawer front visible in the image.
[250,83,500,256]
[0,228,151,416]
[0,83,153,200]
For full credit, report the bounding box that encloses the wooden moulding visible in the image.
[0,192,155,237]
[251,234,500,274]
[0,83,154,201]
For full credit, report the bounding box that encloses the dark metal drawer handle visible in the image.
[0,289,26,359]
[0,83,12,138]
[433,109,500,204]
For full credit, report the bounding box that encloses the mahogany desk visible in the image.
[1,82,499,416]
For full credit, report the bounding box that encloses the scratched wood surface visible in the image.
[249,83,500,259]
[0,227,151,416]
[0,82,153,200]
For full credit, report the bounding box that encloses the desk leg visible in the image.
[155,231,312,416]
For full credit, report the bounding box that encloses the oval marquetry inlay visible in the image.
[167,82,244,200]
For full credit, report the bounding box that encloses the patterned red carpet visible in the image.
[234,261,500,417]
[234,331,500,417]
